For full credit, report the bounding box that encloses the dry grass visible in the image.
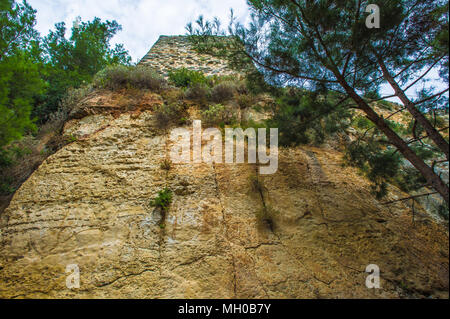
[94,65,167,91]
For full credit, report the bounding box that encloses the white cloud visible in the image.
[28,0,250,63]
[27,0,445,100]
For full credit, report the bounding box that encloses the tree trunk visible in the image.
[335,73,449,204]
[377,57,449,160]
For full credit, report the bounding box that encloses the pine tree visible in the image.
[188,0,449,203]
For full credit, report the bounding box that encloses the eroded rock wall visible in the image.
[0,92,448,299]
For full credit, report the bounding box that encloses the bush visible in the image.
[201,104,235,126]
[39,85,93,135]
[184,83,210,105]
[210,81,236,103]
[154,102,188,129]
[161,88,184,105]
[236,93,255,109]
[168,68,207,88]
[94,65,166,91]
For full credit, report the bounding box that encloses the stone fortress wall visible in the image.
[138,35,239,78]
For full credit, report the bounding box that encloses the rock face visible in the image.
[139,36,239,78]
[0,90,448,299]
[0,36,448,299]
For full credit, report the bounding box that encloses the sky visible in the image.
[28,0,251,64]
[27,0,446,102]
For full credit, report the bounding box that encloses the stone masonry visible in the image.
[139,35,239,78]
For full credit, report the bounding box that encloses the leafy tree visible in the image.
[0,0,44,163]
[187,1,449,204]
[36,17,131,121]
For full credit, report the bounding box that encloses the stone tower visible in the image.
[138,35,238,78]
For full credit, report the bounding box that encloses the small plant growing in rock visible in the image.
[255,206,279,232]
[160,159,172,171]
[150,188,173,213]
[150,188,173,229]
[66,134,78,143]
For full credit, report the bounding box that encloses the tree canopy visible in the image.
[0,0,131,165]
[187,0,449,203]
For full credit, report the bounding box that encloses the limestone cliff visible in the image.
[0,36,448,299]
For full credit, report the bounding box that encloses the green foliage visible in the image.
[437,202,449,221]
[0,52,43,147]
[0,1,44,160]
[0,142,30,168]
[394,167,427,193]
[168,68,207,88]
[345,141,402,199]
[93,65,166,91]
[201,104,235,127]
[267,88,352,146]
[353,116,373,130]
[150,188,173,213]
[37,17,131,122]
[0,0,39,59]
[386,119,407,135]
[0,176,15,194]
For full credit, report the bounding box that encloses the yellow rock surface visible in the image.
[0,92,448,299]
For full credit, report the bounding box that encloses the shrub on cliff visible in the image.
[201,104,235,127]
[94,65,166,91]
[154,102,188,129]
[168,68,207,88]
[210,82,236,103]
[184,83,210,106]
